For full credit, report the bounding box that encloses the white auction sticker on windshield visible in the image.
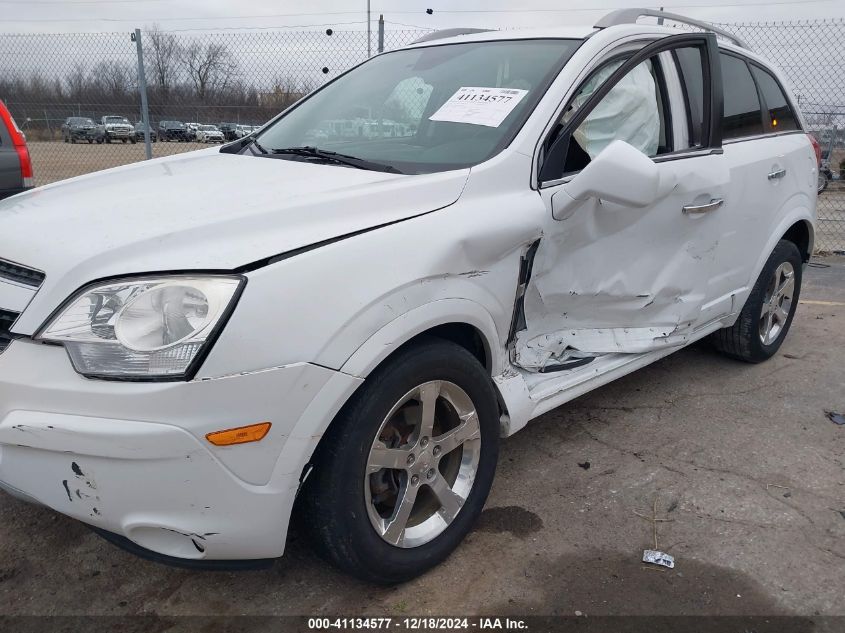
[429,86,529,128]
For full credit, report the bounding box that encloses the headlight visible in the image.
[38,275,244,380]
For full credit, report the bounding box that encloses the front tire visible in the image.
[711,239,802,363]
[299,339,499,584]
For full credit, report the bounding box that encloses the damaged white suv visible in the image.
[0,10,817,583]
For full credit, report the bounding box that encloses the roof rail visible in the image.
[412,28,493,44]
[594,8,750,50]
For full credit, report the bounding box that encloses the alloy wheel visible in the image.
[759,261,795,345]
[364,380,481,548]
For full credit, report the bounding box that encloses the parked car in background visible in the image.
[218,122,238,141]
[133,122,157,143]
[234,124,254,139]
[158,120,188,142]
[196,124,224,143]
[185,122,199,142]
[61,117,104,144]
[0,11,818,584]
[0,100,33,199]
[101,116,135,144]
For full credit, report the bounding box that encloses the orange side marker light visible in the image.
[206,422,271,446]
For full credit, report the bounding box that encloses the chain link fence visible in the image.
[0,21,843,251]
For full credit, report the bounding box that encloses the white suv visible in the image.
[0,10,817,583]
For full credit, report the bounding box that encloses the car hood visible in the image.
[1,148,469,333]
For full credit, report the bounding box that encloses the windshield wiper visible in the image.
[267,146,402,174]
[250,136,268,154]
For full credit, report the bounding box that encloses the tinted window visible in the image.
[720,53,764,139]
[751,65,799,132]
[674,47,705,146]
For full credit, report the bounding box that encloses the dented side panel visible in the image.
[515,154,735,371]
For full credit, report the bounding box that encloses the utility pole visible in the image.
[367,0,372,57]
[132,28,152,160]
[378,14,385,53]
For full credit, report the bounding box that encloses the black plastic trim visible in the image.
[90,526,274,571]
[0,257,45,288]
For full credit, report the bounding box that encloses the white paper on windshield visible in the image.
[429,86,529,128]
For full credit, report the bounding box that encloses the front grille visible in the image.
[0,309,19,354]
[0,258,45,288]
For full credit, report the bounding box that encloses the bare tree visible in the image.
[64,64,88,101]
[179,40,238,101]
[91,60,135,98]
[147,24,180,96]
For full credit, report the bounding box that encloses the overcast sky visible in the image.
[3,0,844,34]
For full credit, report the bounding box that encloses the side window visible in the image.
[548,57,666,175]
[750,66,799,132]
[673,47,705,147]
[720,53,765,140]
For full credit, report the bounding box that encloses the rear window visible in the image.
[750,65,799,132]
[719,52,764,140]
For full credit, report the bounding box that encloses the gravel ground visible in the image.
[1,257,843,618]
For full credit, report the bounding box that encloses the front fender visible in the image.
[340,297,504,378]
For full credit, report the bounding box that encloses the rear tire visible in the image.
[711,239,802,363]
[299,339,499,584]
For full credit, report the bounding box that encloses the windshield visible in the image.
[255,39,581,174]
[201,125,217,131]
[105,117,128,123]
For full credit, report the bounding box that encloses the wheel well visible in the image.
[399,322,491,372]
[782,220,812,262]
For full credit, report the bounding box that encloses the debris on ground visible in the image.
[578,461,591,470]
[635,495,676,570]
[643,549,675,569]
[825,411,845,425]
[766,483,792,498]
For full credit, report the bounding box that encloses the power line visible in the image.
[3,0,838,23]
[0,0,162,3]
[380,0,835,11]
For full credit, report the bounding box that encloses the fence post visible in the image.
[133,28,152,160]
[378,14,385,53]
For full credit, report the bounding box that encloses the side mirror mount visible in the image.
[551,140,665,220]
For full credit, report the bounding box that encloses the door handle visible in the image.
[682,198,724,215]
[768,168,786,180]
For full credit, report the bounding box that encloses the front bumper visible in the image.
[70,130,98,139]
[0,339,351,561]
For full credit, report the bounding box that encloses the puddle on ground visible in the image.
[489,550,803,619]
[474,506,544,538]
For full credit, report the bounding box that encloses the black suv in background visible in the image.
[218,123,239,141]
[61,117,104,144]
[134,122,157,143]
[0,100,33,200]
[158,120,188,142]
